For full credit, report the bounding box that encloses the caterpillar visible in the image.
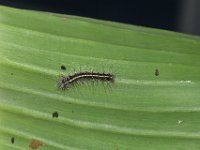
[58,72,115,89]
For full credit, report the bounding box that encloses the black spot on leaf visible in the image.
[11,137,14,144]
[61,65,66,70]
[52,112,59,118]
[155,69,159,76]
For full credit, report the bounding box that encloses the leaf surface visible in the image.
[0,5,200,150]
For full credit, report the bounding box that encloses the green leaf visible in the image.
[0,5,200,150]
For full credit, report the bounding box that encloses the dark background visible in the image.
[0,0,200,35]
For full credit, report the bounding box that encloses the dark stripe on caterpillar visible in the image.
[58,72,115,89]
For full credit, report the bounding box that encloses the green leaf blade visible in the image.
[0,5,200,150]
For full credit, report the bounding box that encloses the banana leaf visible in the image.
[0,5,200,150]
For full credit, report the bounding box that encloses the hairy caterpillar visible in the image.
[58,72,115,89]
